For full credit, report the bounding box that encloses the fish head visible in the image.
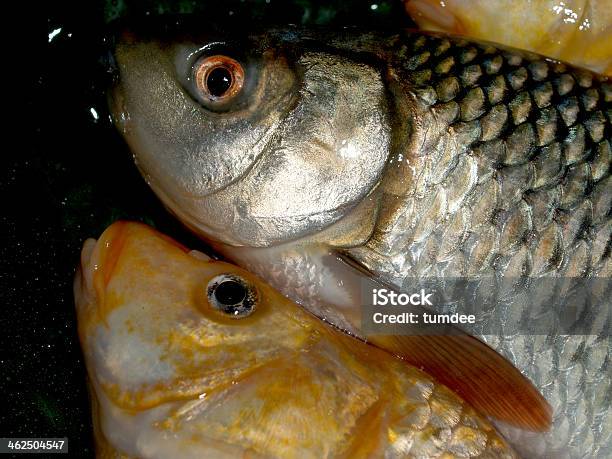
[74,222,525,457]
[108,20,392,246]
[74,221,319,415]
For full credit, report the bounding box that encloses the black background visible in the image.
[2,0,412,456]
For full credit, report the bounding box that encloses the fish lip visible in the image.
[83,221,198,286]
[77,222,138,313]
[94,222,131,290]
[74,237,98,315]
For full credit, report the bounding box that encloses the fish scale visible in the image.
[346,32,611,458]
[108,24,611,457]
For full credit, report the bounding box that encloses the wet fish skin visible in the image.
[345,31,611,294]
[108,25,611,458]
[274,32,612,457]
[109,25,393,246]
[356,32,611,281]
[341,34,612,459]
[74,222,518,459]
[405,0,612,75]
[110,25,611,252]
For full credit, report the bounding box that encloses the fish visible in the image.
[75,221,523,458]
[107,20,611,458]
[405,0,612,75]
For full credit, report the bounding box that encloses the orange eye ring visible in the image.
[194,55,244,101]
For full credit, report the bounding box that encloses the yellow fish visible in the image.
[75,222,526,458]
[405,0,612,75]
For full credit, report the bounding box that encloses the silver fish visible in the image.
[108,22,611,458]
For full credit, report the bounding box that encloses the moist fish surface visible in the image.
[108,20,611,458]
[405,0,612,75]
[74,221,520,458]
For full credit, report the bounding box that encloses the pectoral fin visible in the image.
[371,334,552,431]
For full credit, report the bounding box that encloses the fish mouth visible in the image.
[75,221,199,316]
[94,222,130,289]
[74,222,132,327]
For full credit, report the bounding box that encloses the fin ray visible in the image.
[371,334,552,431]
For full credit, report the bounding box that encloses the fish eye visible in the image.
[206,274,258,318]
[194,55,244,102]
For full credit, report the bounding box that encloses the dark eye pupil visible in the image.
[214,280,246,305]
[207,67,232,97]
[207,274,257,319]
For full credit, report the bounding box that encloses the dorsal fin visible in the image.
[371,334,552,431]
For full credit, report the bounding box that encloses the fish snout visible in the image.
[73,238,98,318]
[74,221,130,317]
[73,227,121,336]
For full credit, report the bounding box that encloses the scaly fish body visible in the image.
[109,23,611,457]
[75,222,518,458]
[405,0,612,75]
